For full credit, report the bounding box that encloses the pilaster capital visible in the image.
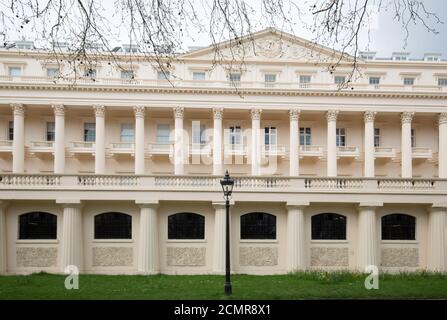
[286,201,309,210]
[136,200,159,209]
[213,107,224,120]
[93,105,106,117]
[363,111,377,123]
[400,111,415,124]
[250,108,262,121]
[173,106,184,119]
[133,105,146,118]
[289,108,301,121]
[431,203,447,212]
[326,110,339,122]
[52,104,65,116]
[56,199,83,209]
[358,202,383,209]
[438,112,447,125]
[11,103,25,116]
[212,200,234,209]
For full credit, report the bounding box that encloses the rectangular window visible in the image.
[403,77,414,86]
[374,128,380,147]
[336,128,346,147]
[369,77,380,85]
[156,124,170,143]
[264,74,276,83]
[411,129,415,148]
[334,76,345,84]
[299,127,311,146]
[120,123,134,142]
[121,70,134,79]
[192,122,206,144]
[157,70,170,80]
[229,126,241,145]
[193,72,205,81]
[8,121,13,140]
[46,68,59,78]
[229,73,241,86]
[264,127,277,145]
[438,78,447,86]
[299,75,311,84]
[8,67,21,77]
[84,68,97,78]
[46,122,55,141]
[84,123,96,142]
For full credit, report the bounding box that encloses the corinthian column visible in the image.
[438,113,447,178]
[357,205,379,270]
[138,202,159,274]
[326,110,339,177]
[93,105,106,174]
[428,206,447,272]
[11,103,25,173]
[60,202,83,272]
[364,111,377,178]
[53,104,65,174]
[133,106,146,175]
[401,112,414,178]
[289,109,301,176]
[213,108,224,176]
[250,108,262,176]
[173,106,185,175]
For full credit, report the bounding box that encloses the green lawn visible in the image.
[0,272,446,299]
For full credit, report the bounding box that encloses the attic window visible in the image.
[193,72,205,81]
[334,76,345,84]
[157,70,170,80]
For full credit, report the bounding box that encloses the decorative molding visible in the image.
[381,248,418,268]
[11,103,25,116]
[363,111,377,123]
[439,112,447,125]
[289,108,301,121]
[212,107,224,120]
[401,111,415,124]
[93,105,106,117]
[250,108,262,120]
[133,105,146,118]
[52,104,65,116]
[326,110,339,122]
[173,106,184,119]
[92,247,133,266]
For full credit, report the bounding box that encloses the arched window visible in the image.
[240,212,276,240]
[19,212,57,239]
[381,214,416,240]
[168,212,205,239]
[311,213,346,240]
[94,212,132,239]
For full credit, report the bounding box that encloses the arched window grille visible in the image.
[94,212,132,239]
[168,212,205,240]
[311,213,347,240]
[381,213,416,240]
[240,212,276,240]
[19,212,57,239]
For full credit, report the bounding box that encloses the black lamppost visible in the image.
[220,170,234,295]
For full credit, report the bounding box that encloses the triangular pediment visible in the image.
[181,28,353,63]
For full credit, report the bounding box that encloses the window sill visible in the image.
[92,239,134,243]
[310,240,348,244]
[381,240,419,245]
[240,239,278,244]
[166,239,207,243]
[16,240,59,244]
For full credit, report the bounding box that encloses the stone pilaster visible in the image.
[138,202,159,274]
[286,203,307,271]
[60,202,83,272]
[357,204,380,270]
[428,206,447,272]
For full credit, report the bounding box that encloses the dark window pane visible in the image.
[240,212,276,240]
[311,213,346,240]
[94,212,132,239]
[19,212,57,239]
[381,214,416,240]
[168,212,205,239]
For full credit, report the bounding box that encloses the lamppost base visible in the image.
[224,282,232,295]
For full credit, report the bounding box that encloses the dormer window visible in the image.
[360,52,376,60]
[392,52,410,61]
[299,75,311,84]
[334,76,345,84]
[424,54,441,62]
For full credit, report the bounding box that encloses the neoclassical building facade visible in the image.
[0,29,447,275]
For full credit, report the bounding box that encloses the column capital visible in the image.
[213,107,224,120]
[93,105,106,117]
[400,111,415,124]
[326,110,339,122]
[136,200,159,209]
[363,111,377,123]
[358,202,383,208]
[11,103,25,116]
[212,200,234,208]
[431,204,447,211]
[173,106,184,119]
[289,108,301,121]
[52,104,65,116]
[133,105,146,118]
[286,201,309,209]
[250,108,262,120]
[438,112,447,125]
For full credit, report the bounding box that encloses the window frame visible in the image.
[334,75,346,84]
[18,212,57,240]
[229,126,242,145]
[94,212,132,240]
[192,71,206,81]
[264,126,277,146]
[403,77,415,86]
[156,123,171,143]
[157,70,170,80]
[121,70,135,80]
[336,128,346,147]
[46,122,55,142]
[8,120,14,140]
[374,128,380,147]
[411,128,415,148]
[192,122,206,144]
[369,76,381,85]
[438,78,447,87]
[84,122,96,142]
[381,213,416,241]
[299,127,312,146]
[299,75,311,84]
[120,123,135,143]
[8,66,22,77]
[168,212,205,240]
[311,213,347,240]
[240,212,277,240]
